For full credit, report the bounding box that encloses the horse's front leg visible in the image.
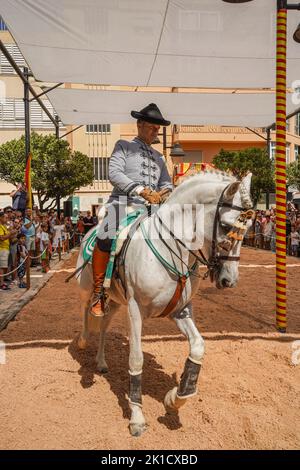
[127,297,147,437]
[164,302,205,414]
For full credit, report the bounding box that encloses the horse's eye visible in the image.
[220,222,232,233]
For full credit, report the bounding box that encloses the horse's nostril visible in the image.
[222,278,230,288]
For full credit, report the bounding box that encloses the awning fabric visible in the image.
[48,88,300,126]
[2,0,300,88]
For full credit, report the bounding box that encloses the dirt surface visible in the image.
[0,247,299,450]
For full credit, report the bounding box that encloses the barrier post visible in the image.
[26,256,30,291]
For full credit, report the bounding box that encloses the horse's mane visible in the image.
[171,170,236,198]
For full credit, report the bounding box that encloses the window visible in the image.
[270,142,291,163]
[90,157,110,180]
[295,144,299,161]
[286,119,290,132]
[0,44,28,74]
[295,113,300,136]
[86,124,111,133]
[270,141,276,160]
[0,97,56,128]
[182,150,203,164]
[0,16,8,31]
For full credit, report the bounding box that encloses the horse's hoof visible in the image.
[78,337,87,350]
[164,404,179,416]
[129,423,147,437]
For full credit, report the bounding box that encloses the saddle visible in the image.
[67,208,149,285]
[103,207,149,288]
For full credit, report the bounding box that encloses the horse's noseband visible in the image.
[208,185,254,280]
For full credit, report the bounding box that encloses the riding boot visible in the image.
[91,244,110,317]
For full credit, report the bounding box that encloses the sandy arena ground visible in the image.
[0,247,299,450]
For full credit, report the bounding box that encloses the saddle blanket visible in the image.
[82,208,146,288]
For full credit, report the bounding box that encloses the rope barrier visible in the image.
[29,247,47,260]
[0,255,28,277]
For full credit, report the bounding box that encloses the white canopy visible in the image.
[2,0,300,88]
[48,88,299,126]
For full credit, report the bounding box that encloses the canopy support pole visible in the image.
[275,1,287,333]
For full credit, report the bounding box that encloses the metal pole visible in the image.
[55,115,61,218]
[24,67,30,160]
[275,1,287,332]
[59,125,83,140]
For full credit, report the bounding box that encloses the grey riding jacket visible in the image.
[108,136,173,204]
[96,136,173,250]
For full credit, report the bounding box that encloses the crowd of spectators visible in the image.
[244,204,300,256]
[1,197,299,294]
[0,204,97,292]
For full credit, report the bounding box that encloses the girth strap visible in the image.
[158,275,187,318]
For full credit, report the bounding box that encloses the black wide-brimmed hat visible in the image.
[131,103,170,126]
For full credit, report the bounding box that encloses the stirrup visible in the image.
[90,287,108,317]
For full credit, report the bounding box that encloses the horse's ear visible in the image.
[223,182,240,200]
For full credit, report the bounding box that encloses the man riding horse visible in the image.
[91,103,173,317]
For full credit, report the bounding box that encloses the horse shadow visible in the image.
[68,331,182,430]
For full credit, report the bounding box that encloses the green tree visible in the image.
[0,132,94,210]
[287,160,300,191]
[213,147,275,206]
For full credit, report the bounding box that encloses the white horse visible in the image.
[76,171,253,437]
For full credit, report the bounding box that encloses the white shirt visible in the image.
[39,231,49,251]
[53,224,64,240]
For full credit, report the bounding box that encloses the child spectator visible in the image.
[290,227,300,256]
[76,216,85,244]
[39,224,50,272]
[52,216,64,254]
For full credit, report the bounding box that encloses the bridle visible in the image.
[155,183,252,282]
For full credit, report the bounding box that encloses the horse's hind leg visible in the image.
[95,300,121,373]
[78,291,92,350]
[164,302,205,414]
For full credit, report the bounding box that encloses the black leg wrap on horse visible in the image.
[177,358,201,398]
[129,373,142,406]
